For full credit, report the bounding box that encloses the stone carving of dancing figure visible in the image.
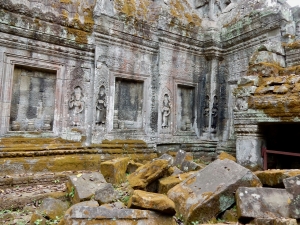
[96,85,107,125]
[162,94,171,128]
[211,95,218,131]
[296,21,300,37]
[69,86,84,126]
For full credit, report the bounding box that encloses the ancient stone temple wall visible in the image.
[0,0,299,174]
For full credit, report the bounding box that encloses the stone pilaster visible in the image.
[235,124,263,170]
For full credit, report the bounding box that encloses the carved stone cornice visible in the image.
[234,124,261,137]
[221,12,284,48]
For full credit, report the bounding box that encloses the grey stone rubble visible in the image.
[167,158,262,224]
[1,0,300,174]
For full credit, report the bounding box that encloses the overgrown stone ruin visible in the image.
[1,0,300,224]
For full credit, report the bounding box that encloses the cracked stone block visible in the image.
[100,157,130,185]
[283,175,300,218]
[64,206,177,225]
[168,159,262,224]
[236,187,292,219]
[66,172,107,204]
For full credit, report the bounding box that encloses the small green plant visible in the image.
[53,179,60,184]
[66,186,75,198]
[34,219,43,225]
[191,221,199,225]
[46,216,61,224]
[121,195,130,205]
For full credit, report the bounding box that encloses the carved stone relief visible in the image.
[211,95,218,133]
[203,95,210,131]
[296,21,300,38]
[234,97,248,112]
[96,85,107,125]
[69,86,84,126]
[10,67,56,131]
[161,93,171,129]
[94,61,110,129]
[195,0,231,21]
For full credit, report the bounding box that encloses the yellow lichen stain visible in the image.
[137,0,151,20]
[115,0,137,17]
[202,192,214,200]
[60,0,72,4]
[282,41,300,50]
[185,176,196,185]
[238,62,300,120]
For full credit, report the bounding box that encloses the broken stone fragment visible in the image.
[100,157,130,185]
[100,202,127,210]
[126,160,143,174]
[221,208,238,223]
[37,197,69,220]
[172,149,192,168]
[127,159,169,190]
[283,174,300,219]
[250,51,286,68]
[30,213,47,225]
[167,166,183,176]
[255,169,300,187]
[159,153,174,166]
[236,187,292,219]
[253,218,297,225]
[94,183,117,205]
[180,160,201,172]
[167,159,262,224]
[63,205,176,225]
[66,172,107,204]
[158,172,195,194]
[128,190,176,215]
[217,151,236,162]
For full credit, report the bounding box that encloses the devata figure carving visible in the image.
[69,86,84,126]
[96,85,107,125]
[296,21,300,37]
[211,95,218,131]
[162,94,171,128]
[203,95,210,131]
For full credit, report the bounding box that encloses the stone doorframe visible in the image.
[0,53,65,135]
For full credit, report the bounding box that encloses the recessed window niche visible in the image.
[113,78,144,130]
[10,66,56,131]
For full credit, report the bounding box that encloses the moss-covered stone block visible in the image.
[100,157,130,185]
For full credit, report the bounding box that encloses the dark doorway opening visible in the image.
[260,123,300,169]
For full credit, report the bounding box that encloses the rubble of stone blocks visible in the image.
[20,151,300,225]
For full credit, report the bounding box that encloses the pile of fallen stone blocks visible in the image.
[29,150,300,225]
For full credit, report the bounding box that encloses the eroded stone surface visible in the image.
[128,190,176,215]
[158,172,195,194]
[283,175,300,218]
[167,159,262,224]
[255,170,300,187]
[64,206,176,225]
[100,157,130,185]
[37,197,69,220]
[127,159,169,190]
[94,183,116,205]
[236,187,292,219]
[66,172,107,204]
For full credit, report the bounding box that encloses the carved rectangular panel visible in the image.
[177,85,195,132]
[114,78,144,130]
[10,67,56,131]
